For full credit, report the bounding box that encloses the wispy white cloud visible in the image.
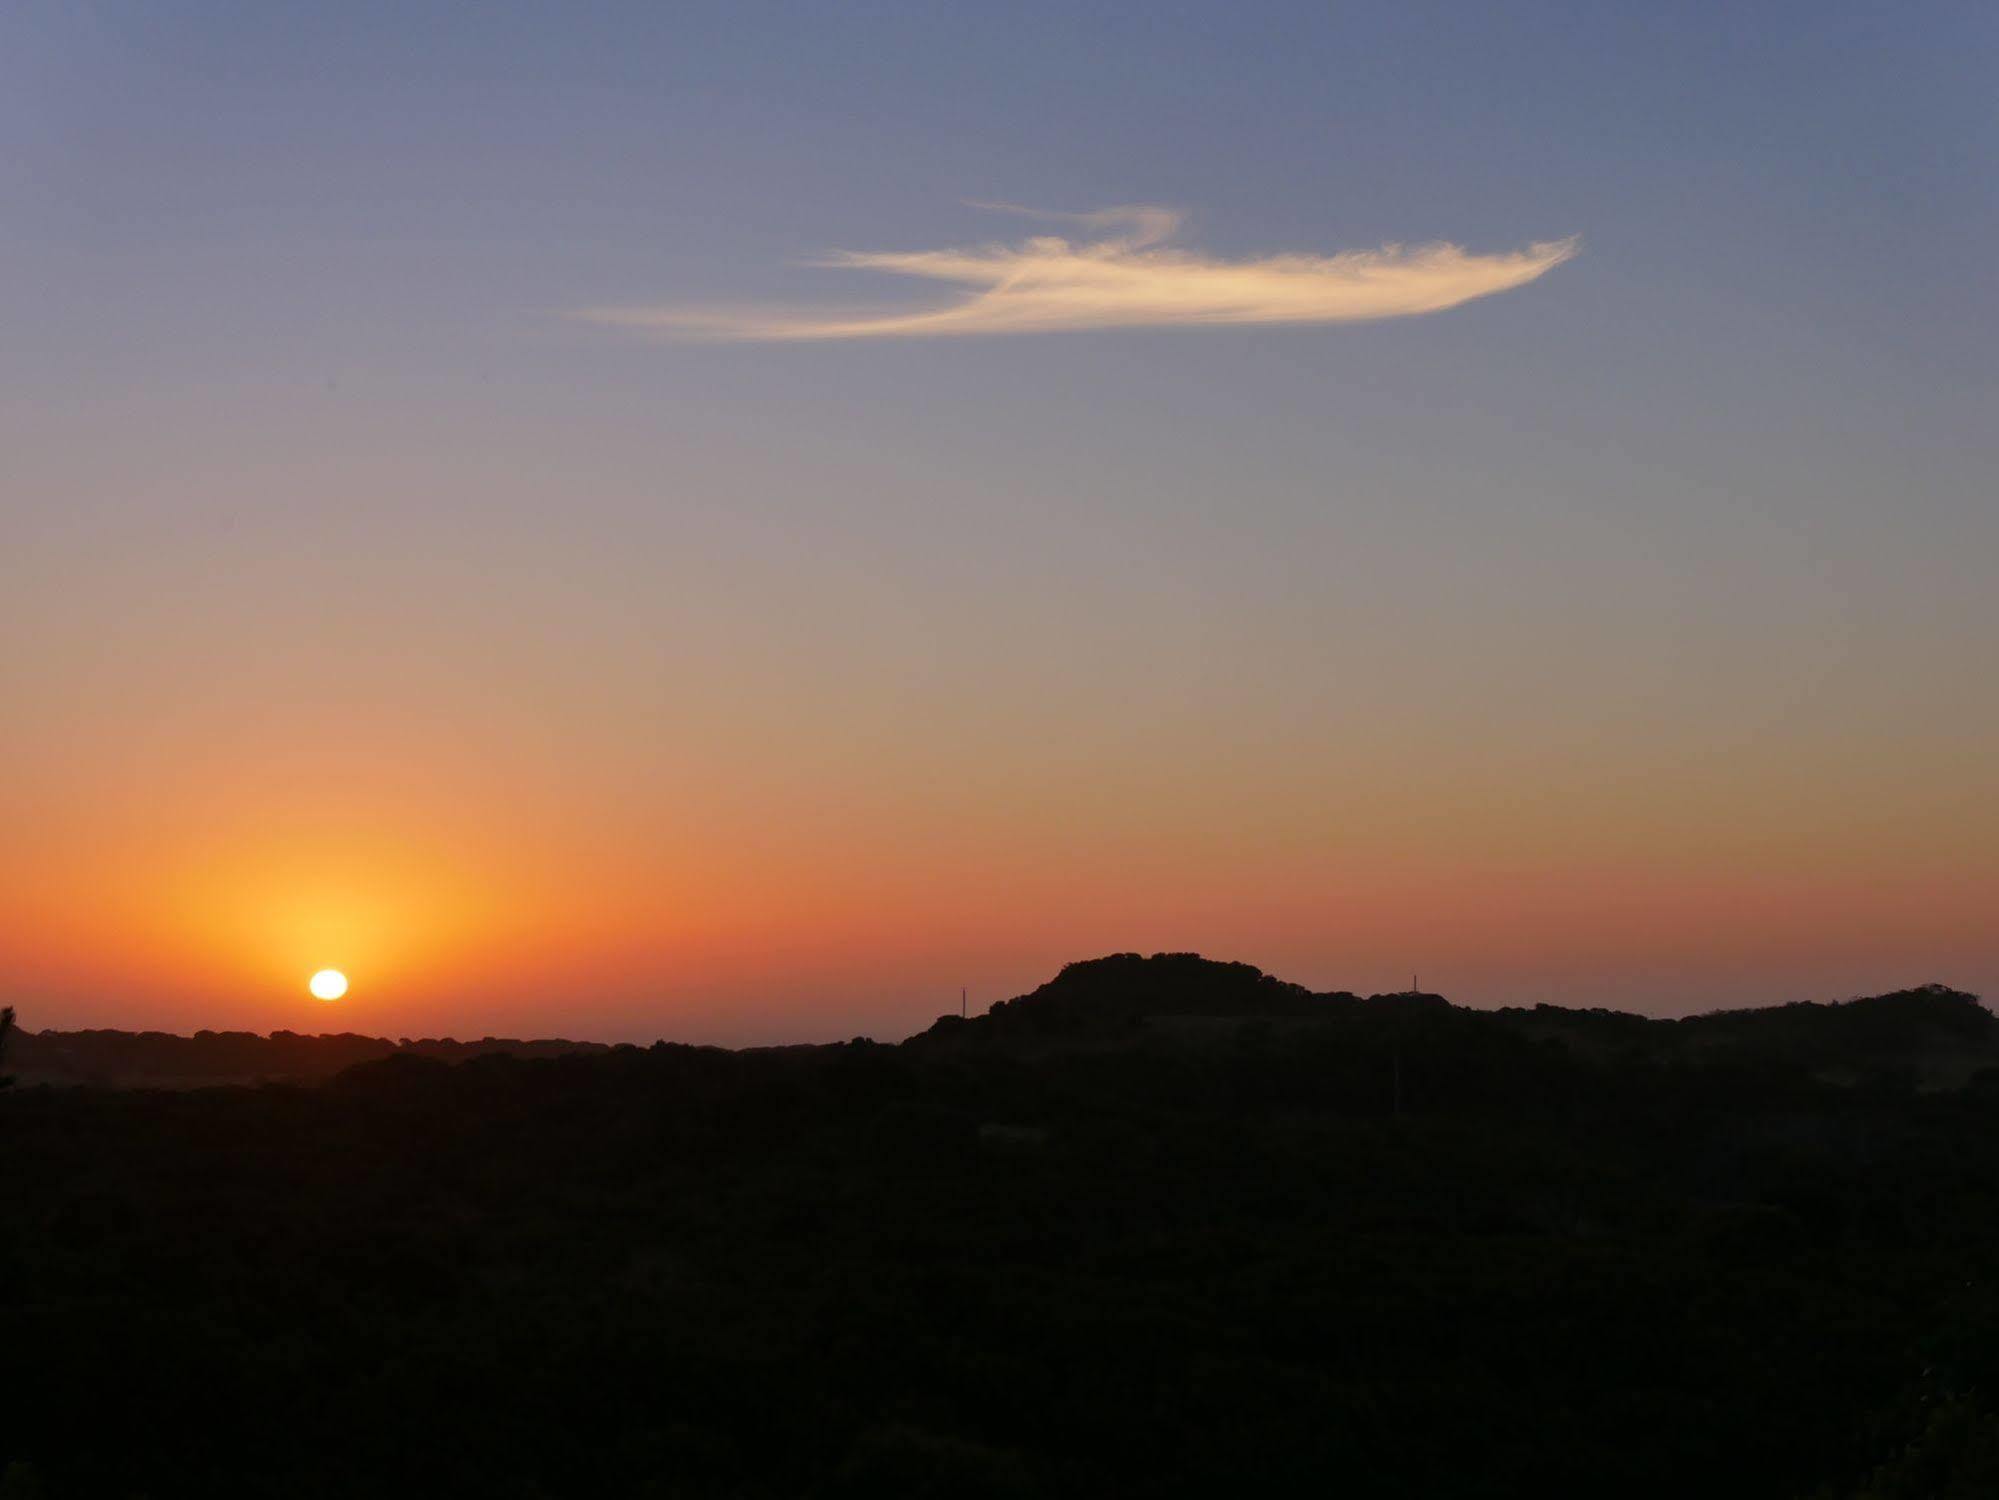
[577,205,1577,341]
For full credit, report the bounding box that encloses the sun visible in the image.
[309,968,349,1001]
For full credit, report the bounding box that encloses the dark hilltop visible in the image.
[923,952,1996,1086]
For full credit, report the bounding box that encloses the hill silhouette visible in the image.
[922,951,1991,1086]
[17,957,1988,1090]
[7,955,1999,1497]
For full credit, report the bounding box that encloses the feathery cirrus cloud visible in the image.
[577,205,1577,341]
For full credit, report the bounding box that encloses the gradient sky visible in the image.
[4,1,1995,1043]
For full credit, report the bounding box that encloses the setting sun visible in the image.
[308,969,348,1001]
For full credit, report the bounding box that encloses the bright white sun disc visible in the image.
[309,969,348,1001]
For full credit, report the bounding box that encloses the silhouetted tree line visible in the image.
[5,955,1999,1497]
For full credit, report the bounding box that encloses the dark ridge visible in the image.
[919,953,1988,1086]
[9,962,1989,1090]
[1494,980,1991,1084]
[7,1026,611,1089]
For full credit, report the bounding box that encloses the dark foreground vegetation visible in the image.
[7,1024,611,1089]
[7,957,1999,1498]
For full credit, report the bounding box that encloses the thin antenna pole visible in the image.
[960,987,967,1019]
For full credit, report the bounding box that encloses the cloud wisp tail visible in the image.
[578,207,1577,341]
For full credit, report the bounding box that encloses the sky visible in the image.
[3,1,1995,1043]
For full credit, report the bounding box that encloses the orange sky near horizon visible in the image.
[5,626,1992,1043]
